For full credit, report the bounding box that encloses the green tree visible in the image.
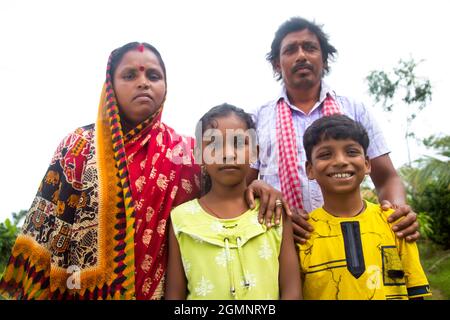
[0,219,18,269]
[399,135,450,194]
[399,136,450,246]
[411,135,450,190]
[0,210,27,272]
[412,183,450,248]
[366,57,432,165]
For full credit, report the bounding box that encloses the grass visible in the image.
[418,240,450,300]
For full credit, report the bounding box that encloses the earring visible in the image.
[201,165,207,177]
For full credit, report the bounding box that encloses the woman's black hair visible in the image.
[195,103,256,195]
[108,42,167,85]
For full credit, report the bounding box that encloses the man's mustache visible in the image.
[292,62,313,73]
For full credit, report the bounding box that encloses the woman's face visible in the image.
[113,48,166,127]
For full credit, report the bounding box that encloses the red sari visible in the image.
[125,114,200,299]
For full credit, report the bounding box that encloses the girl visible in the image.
[165,104,301,300]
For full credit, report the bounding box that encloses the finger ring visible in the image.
[275,199,283,207]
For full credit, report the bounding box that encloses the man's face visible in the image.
[276,29,325,91]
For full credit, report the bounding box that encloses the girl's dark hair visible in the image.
[195,103,256,195]
[303,114,369,163]
[108,42,167,85]
[266,17,337,81]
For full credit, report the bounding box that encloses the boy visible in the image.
[299,114,431,300]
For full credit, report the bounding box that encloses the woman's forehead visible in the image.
[116,49,163,70]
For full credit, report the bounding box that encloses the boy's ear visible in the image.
[365,156,371,175]
[306,160,315,180]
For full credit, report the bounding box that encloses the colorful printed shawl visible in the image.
[0,51,200,300]
[276,94,341,210]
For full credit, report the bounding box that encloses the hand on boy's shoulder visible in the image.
[377,203,396,223]
[377,199,395,210]
[380,200,401,211]
[380,200,420,242]
[378,200,406,224]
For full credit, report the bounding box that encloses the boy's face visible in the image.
[306,138,371,195]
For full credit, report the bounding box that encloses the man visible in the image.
[247,17,419,244]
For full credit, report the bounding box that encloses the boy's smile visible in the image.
[327,172,355,179]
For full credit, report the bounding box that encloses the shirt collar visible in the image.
[278,80,336,114]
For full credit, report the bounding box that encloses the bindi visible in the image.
[139,66,145,72]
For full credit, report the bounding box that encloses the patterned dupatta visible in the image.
[0,50,199,300]
[276,93,341,210]
[99,55,200,299]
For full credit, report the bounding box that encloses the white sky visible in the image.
[1,0,449,221]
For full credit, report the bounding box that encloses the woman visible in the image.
[0,42,287,300]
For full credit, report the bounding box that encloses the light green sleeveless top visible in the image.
[171,199,282,300]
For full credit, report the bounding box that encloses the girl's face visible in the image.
[201,114,256,189]
[113,48,166,127]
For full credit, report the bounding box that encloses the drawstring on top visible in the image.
[224,238,236,297]
[224,236,250,299]
[236,237,250,287]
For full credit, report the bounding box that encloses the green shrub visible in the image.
[0,218,19,271]
[417,211,434,239]
[0,210,26,273]
[411,183,450,249]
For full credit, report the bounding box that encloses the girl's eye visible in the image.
[208,136,220,147]
[234,136,246,148]
[210,137,221,149]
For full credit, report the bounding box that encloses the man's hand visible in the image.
[245,180,292,228]
[381,200,420,242]
[291,207,314,244]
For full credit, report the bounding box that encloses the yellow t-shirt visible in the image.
[299,201,431,300]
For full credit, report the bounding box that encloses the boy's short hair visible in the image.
[303,115,369,162]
